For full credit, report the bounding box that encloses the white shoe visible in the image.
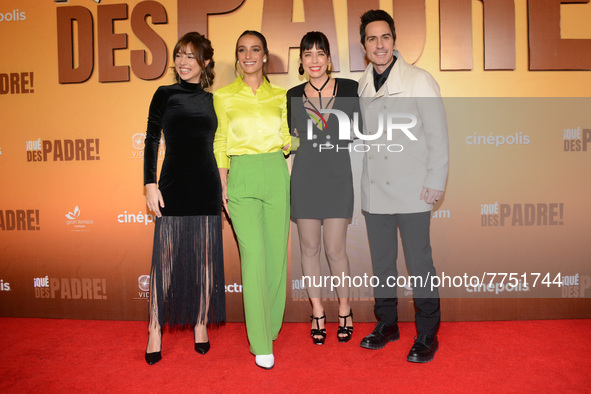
[255,354,274,369]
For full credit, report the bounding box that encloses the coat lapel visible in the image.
[384,50,404,96]
[358,50,405,100]
[357,64,376,98]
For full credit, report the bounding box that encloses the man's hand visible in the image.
[420,187,443,205]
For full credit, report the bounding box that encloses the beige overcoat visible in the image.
[358,50,449,214]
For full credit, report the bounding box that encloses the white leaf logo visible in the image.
[65,206,81,220]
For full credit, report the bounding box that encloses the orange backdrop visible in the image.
[1,0,590,323]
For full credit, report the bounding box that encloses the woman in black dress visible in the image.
[288,32,360,345]
[143,32,225,365]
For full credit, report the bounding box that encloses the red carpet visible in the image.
[0,318,589,393]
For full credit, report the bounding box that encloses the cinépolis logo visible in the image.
[0,209,40,231]
[33,276,107,299]
[0,279,11,292]
[117,211,155,226]
[305,108,418,153]
[465,132,531,147]
[25,138,100,162]
[480,202,564,227]
[0,9,26,23]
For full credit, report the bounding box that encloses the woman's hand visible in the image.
[290,137,300,151]
[145,183,164,218]
[219,168,229,217]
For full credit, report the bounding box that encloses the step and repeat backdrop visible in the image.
[1,0,590,323]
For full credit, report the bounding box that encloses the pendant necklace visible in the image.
[308,77,331,108]
[304,78,337,118]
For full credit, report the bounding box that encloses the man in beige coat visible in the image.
[357,10,448,363]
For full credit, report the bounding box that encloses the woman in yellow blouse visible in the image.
[213,30,290,370]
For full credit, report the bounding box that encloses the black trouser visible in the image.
[364,211,440,336]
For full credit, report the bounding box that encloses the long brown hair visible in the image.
[172,32,215,88]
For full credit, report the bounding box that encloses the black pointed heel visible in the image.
[145,351,162,365]
[195,341,210,355]
[145,328,163,365]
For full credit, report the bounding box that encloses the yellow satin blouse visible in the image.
[213,76,291,169]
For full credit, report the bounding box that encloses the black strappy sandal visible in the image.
[310,313,327,345]
[337,309,354,343]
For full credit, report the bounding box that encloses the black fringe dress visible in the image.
[144,79,225,329]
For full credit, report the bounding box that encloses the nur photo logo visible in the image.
[305,108,418,152]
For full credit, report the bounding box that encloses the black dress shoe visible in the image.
[407,334,438,363]
[145,351,162,365]
[360,321,400,350]
[195,341,210,355]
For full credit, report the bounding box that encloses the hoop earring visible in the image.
[298,63,304,76]
[327,62,332,76]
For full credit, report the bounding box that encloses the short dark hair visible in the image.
[172,32,215,87]
[299,31,331,60]
[235,30,270,81]
[359,9,396,47]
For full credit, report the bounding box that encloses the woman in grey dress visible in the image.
[287,31,360,345]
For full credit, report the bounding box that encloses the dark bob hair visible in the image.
[299,31,331,60]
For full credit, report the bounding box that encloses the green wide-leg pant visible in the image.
[228,151,290,355]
